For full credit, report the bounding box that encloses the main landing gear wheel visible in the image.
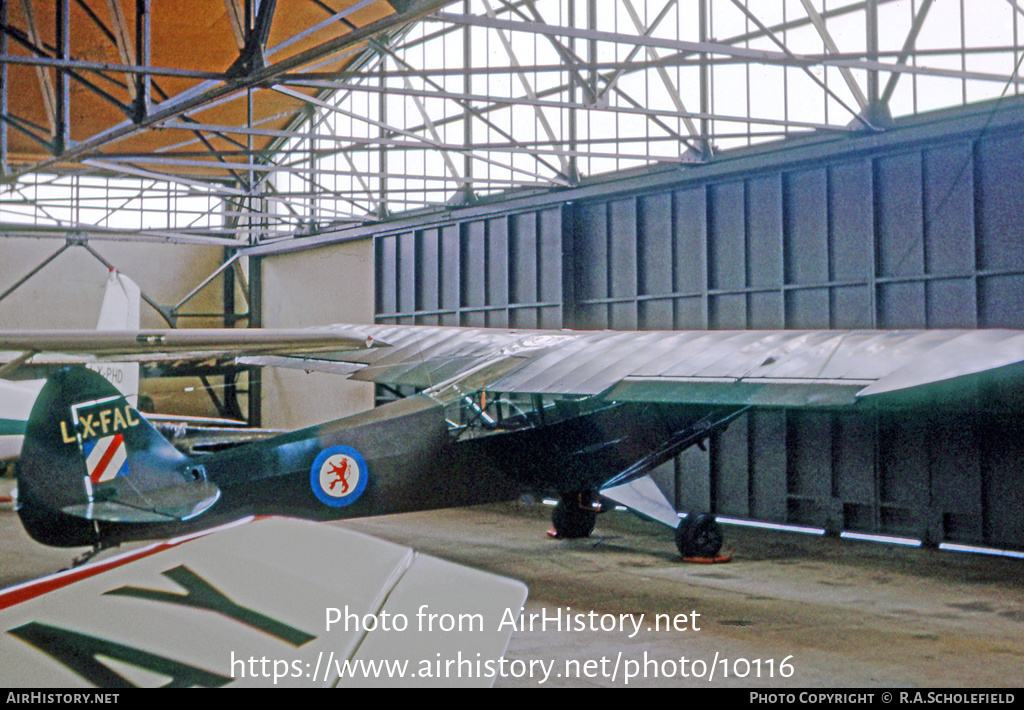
[551,495,598,539]
[675,513,724,559]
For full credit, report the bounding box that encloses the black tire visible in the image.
[675,513,723,558]
[552,497,597,538]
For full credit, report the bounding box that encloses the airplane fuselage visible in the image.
[31,392,710,549]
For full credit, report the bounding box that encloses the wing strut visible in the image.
[0,350,35,378]
[600,406,752,491]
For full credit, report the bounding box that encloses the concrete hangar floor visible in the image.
[1,499,1021,688]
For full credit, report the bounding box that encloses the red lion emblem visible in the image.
[327,459,350,494]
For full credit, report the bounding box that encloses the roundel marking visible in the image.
[310,445,368,507]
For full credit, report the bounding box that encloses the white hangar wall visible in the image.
[258,238,375,430]
[0,234,375,429]
[0,238,223,330]
[0,238,227,418]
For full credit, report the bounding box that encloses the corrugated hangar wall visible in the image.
[371,99,1024,551]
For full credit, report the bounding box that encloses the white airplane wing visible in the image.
[0,517,527,688]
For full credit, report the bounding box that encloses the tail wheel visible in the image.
[552,495,598,538]
[675,513,723,558]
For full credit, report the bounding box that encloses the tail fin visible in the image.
[16,367,219,547]
[92,269,141,407]
[95,269,141,332]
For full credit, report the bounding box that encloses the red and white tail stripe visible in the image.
[85,434,127,483]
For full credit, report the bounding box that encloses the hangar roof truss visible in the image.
[0,0,1021,249]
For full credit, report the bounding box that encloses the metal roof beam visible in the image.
[0,51,225,80]
[480,0,571,178]
[880,0,935,107]
[798,0,868,110]
[435,8,1024,88]
[727,1,873,129]
[267,82,569,186]
[82,158,247,195]
[17,0,56,136]
[0,0,461,184]
[361,33,566,180]
[228,0,277,75]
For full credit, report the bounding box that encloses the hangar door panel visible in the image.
[376,208,564,329]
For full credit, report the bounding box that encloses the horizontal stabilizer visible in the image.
[63,480,221,523]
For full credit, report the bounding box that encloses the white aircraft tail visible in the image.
[95,268,141,331]
[88,269,141,407]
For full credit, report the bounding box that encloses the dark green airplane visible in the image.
[8,324,1024,563]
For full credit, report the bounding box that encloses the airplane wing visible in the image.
[0,517,528,688]
[0,327,384,367]
[8,322,1023,415]
[240,325,1024,407]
